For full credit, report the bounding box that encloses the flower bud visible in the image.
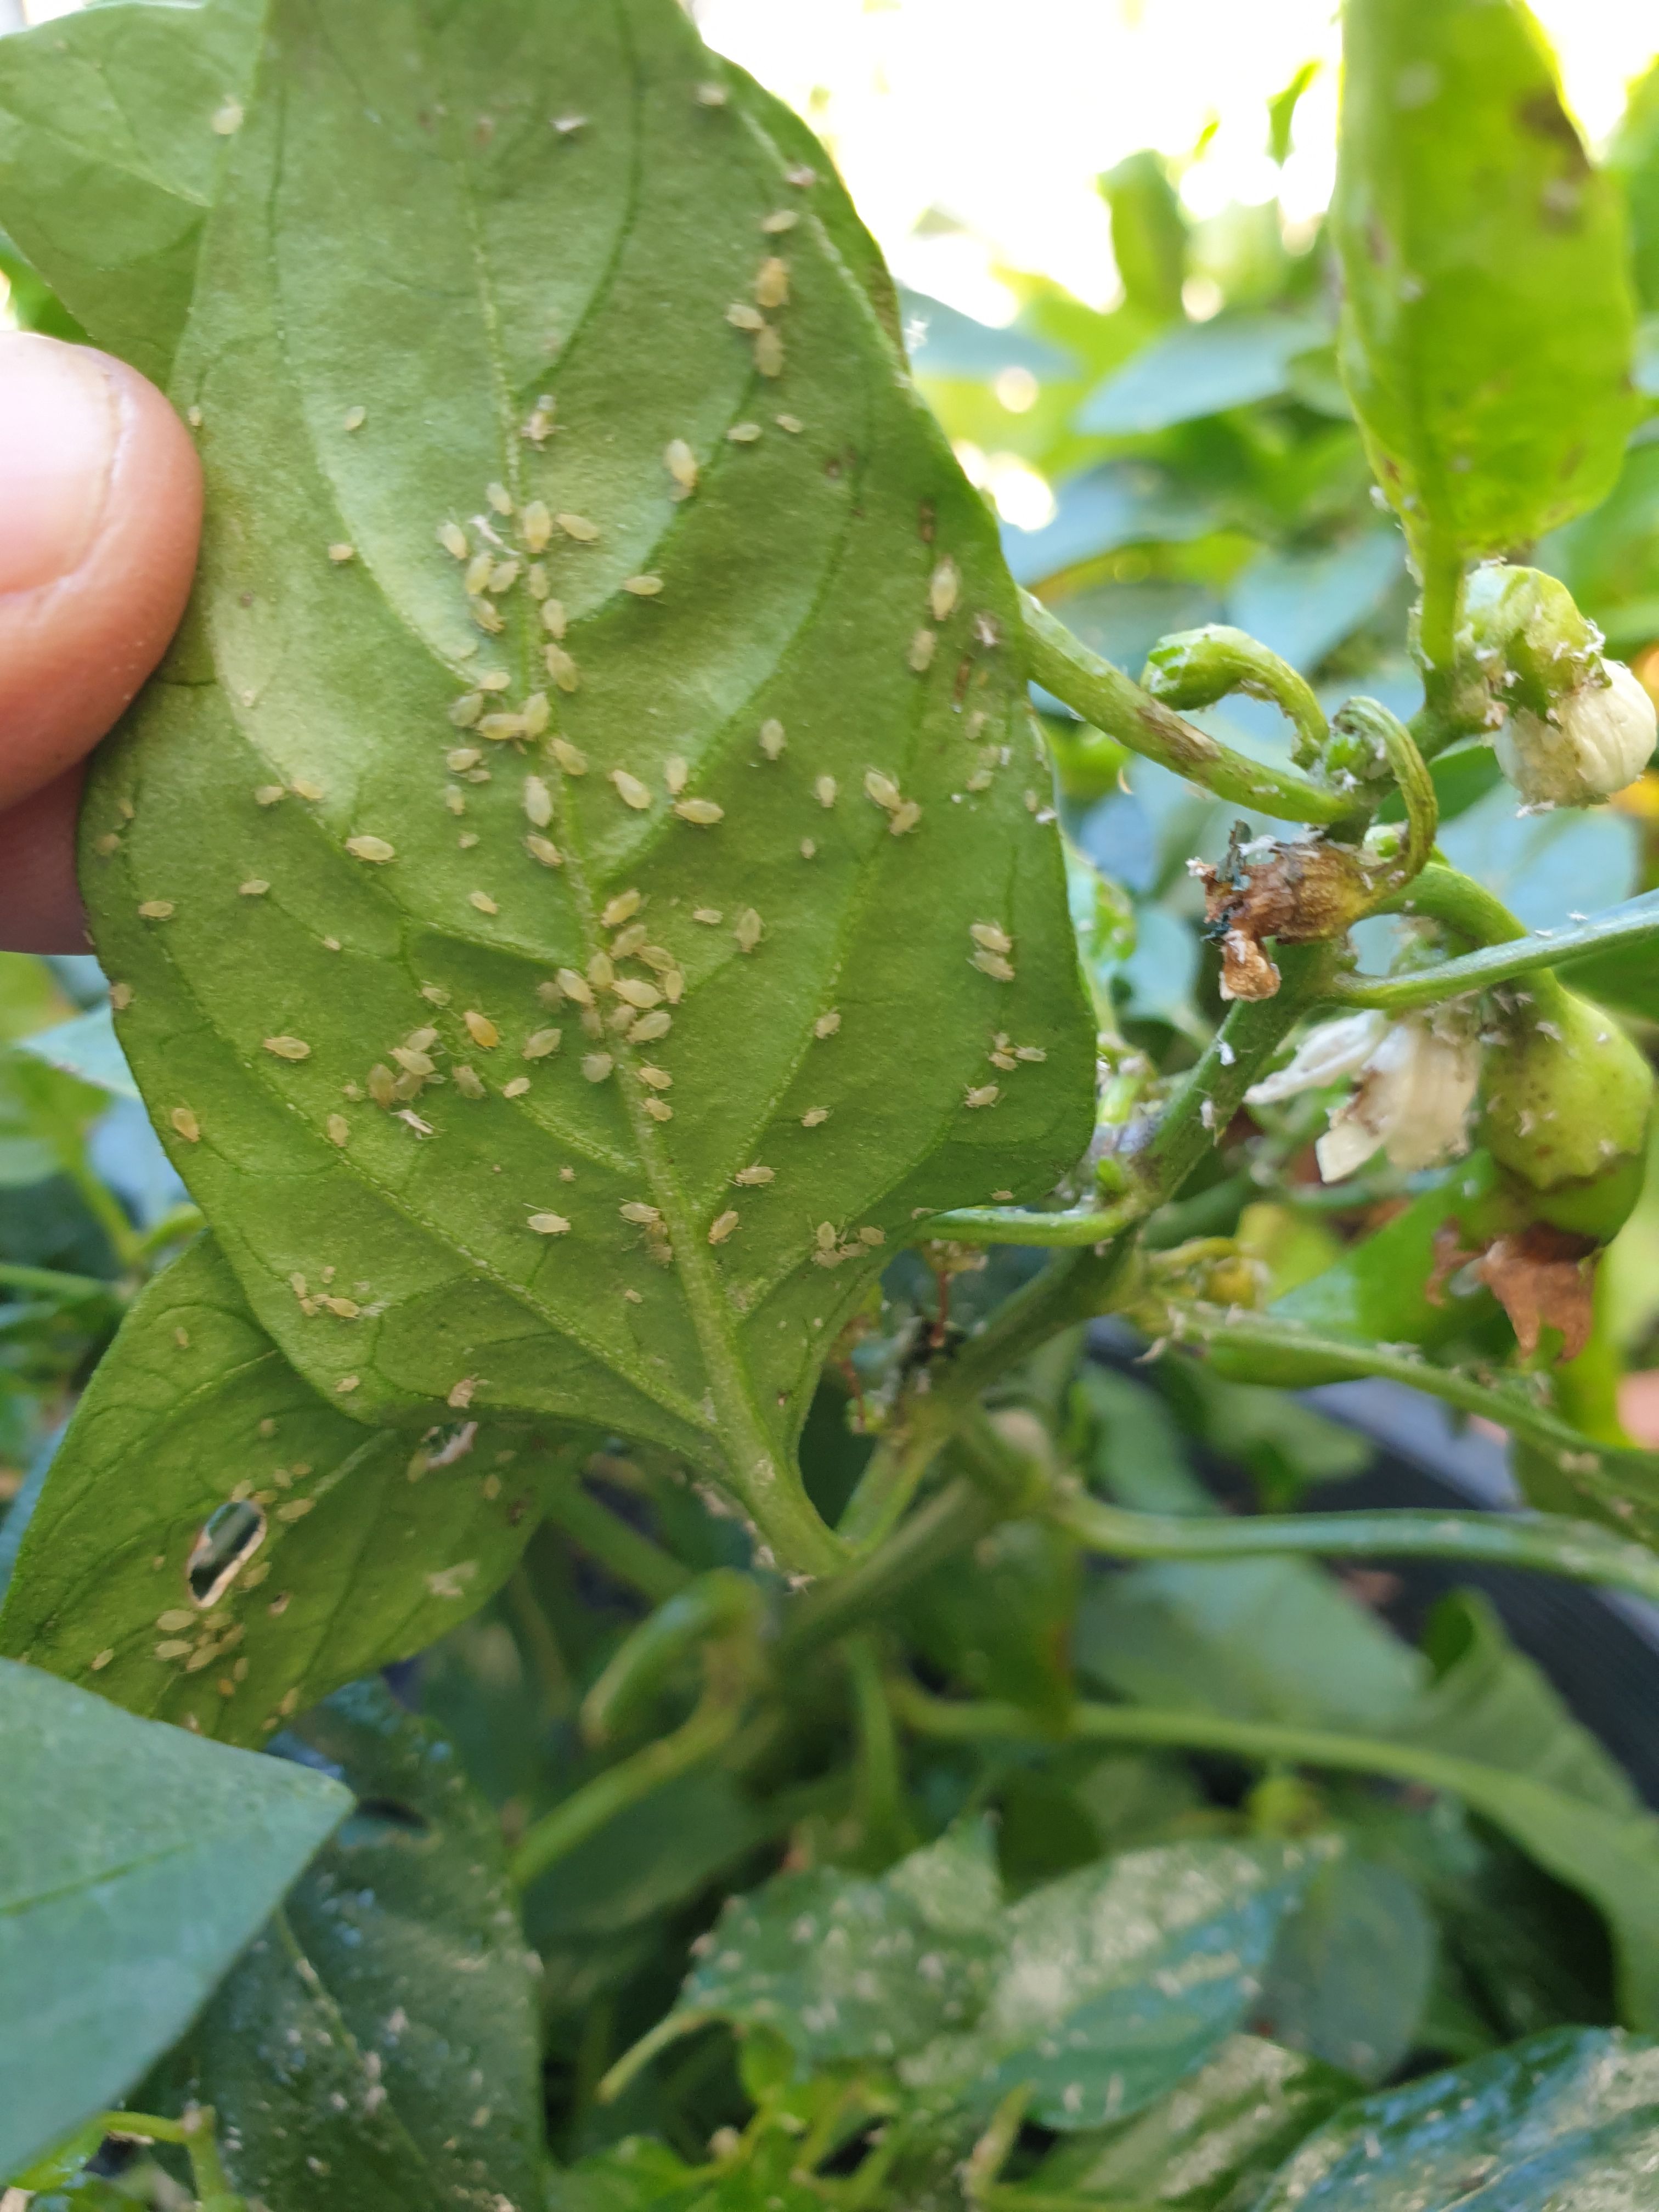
[1245,1011,1478,1181]
[1494,659,1656,808]
[1480,983,1654,1239]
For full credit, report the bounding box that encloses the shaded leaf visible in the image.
[1032,2033,1355,2211]
[1332,0,1636,564]
[15,1003,139,1102]
[1076,313,1329,436]
[900,286,1074,380]
[0,1235,575,1745]
[0,0,1094,1573]
[168,1681,543,2209]
[1224,532,1404,676]
[1255,1853,1436,2083]
[1255,2025,1659,2210]
[0,1654,346,2178]
[1005,459,1218,588]
[902,1839,1328,2131]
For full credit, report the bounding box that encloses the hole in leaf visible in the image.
[187,1499,268,1606]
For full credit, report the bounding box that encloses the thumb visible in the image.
[0,330,202,951]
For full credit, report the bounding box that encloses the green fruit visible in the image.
[1480,983,1654,1239]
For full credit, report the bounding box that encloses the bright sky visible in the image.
[694,0,1659,318]
[13,0,1659,322]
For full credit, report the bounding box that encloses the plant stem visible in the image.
[845,1632,913,1857]
[790,1477,1007,1655]
[543,1475,693,1605]
[1020,591,1362,827]
[1375,862,1525,949]
[912,1199,1141,1246]
[1415,538,1466,713]
[1324,891,1659,1010]
[509,1690,740,1891]
[0,1259,117,1304]
[1049,1485,1659,1610]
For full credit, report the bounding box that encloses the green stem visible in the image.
[69,2110,242,2209]
[845,1632,913,1857]
[510,1691,741,1892]
[1324,895,1659,1011]
[964,2085,1032,2208]
[837,1243,1132,1552]
[1375,861,1526,949]
[581,1570,761,1742]
[544,1476,693,1606]
[504,1566,575,1723]
[1415,537,1466,715]
[792,1477,1007,1654]
[1020,591,1362,827]
[0,1259,117,1304]
[913,1200,1141,1246]
[1050,1485,1659,1611]
[1167,1303,1659,1507]
[1142,623,1328,765]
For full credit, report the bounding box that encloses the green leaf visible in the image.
[546,2138,704,2211]
[902,1838,1328,2131]
[1609,59,1659,313]
[1255,1853,1436,2082]
[900,1514,1080,1720]
[0,1654,347,2179]
[171,1680,544,2209]
[1253,2025,1659,2210]
[1100,151,1188,325]
[664,1819,1003,2069]
[1,0,1094,1576]
[15,1003,139,1101]
[1032,2033,1355,2210]
[1076,313,1329,435]
[0,1235,575,1745]
[1331,0,1637,566]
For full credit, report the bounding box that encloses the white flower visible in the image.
[1494,658,1656,808]
[1244,1011,1387,1106]
[1245,1011,1479,1182]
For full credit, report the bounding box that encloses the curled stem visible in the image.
[1331,696,1437,888]
[1142,623,1327,766]
[1020,591,1362,827]
[580,1568,763,1743]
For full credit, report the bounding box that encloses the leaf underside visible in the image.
[4,0,1096,1565]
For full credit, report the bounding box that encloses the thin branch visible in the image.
[543,1474,693,1605]
[1324,893,1659,1011]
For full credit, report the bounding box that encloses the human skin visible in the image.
[0,330,203,952]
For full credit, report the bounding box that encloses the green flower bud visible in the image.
[1480,982,1654,1239]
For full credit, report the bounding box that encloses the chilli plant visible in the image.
[13,0,1659,2207]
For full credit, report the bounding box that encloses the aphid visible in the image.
[557,511,599,542]
[601,890,644,928]
[801,1107,830,1127]
[263,1036,311,1060]
[367,1063,397,1108]
[479,712,527,742]
[464,550,494,596]
[908,628,937,673]
[815,775,837,809]
[449,693,484,729]
[255,785,285,807]
[629,1009,673,1043]
[964,1084,1000,1109]
[487,557,520,594]
[633,940,674,971]
[607,1000,637,1033]
[521,692,550,738]
[775,414,804,433]
[444,787,467,816]
[328,543,355,565]
[696,79,727,106]
[463,1009,500,1048]
[487,481,514,516]
[858,1227,886,1248]
[523,1028,562,1059]
[453,1064,486,1097]
[522,392,556,441]
[620,1201,661,1225]
[392,1046,435,1076]
[755,257,790,308]
[171,1107,201,1143]
[521,500,552,553]
[528,1211,570,1235]
[346,834,396,864]
[438,520,469,559]
[447,753,483,780]
[525,835,562,867]
[814,1011,841,1039]
[322,936,342,952]
[1015,1046,1048,1063]
[966,767,994,793]
[786,162,817,188]
[110,983,133,1011]
[326,1113,350,1146]
[526,563,549,600]
[582,1052,614,1082]
[726,301,765,331]
[469,890,499,915]
[541,599,568,640]
[929,558,960,622]
[728,422,763,443]
[138,900,175,921]
[708,1210,741,1245]
[239,878,269,897]
[642,1096,673,1122]
[754,326,785,379]
[991,1049,1017,1071]
[397,1108,435,1136]
[664,438,699,495]
[733,909,763,952]
[93,831,121,857]
[588,949,615,990]
[972,949,1016,983]
[473,599,504,634]
[611,769,653,810]
[889,799,922,835]
[814,1222,838,1252]
[555,968,594,1005]
[502,1075,531,1098]
[674,797,724,825]
[478,668,512,692]
[735,1165,774,1186]
[614,977,661,1009]
[864,770,901,811]
[692,907,724,924]
[759,718,786,760]
[551,743,588,785]
[623,574,663,597]
[761,208,800,234]
[523,775,554,827]
[637,1065,673,1090]
[156,1639,191,1661]
[343,405,367,432]
[800,838,816,859]
[970,922,1013,955]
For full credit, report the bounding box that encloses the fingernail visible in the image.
[0,334,119,594]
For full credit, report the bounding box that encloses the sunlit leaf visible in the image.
[1076,313,1329,436]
